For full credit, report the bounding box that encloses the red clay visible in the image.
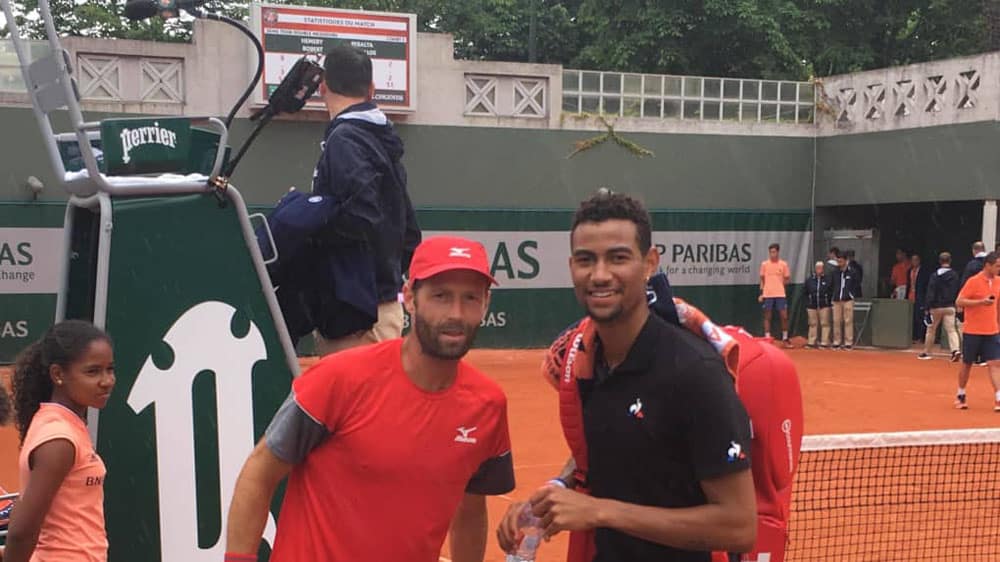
[2,346,997,562]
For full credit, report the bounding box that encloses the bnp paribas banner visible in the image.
[0,212,65,362]
[418,230,811,289]
[408,209,814,347]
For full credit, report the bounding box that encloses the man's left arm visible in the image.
[449,493,488,562]
[783,261,791,286]
[453,398,515,561]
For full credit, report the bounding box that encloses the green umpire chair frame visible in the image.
[1,1,298,560]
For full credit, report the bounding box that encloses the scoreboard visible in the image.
[250,3,418,112]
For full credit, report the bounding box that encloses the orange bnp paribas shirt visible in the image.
[17,403,108,562]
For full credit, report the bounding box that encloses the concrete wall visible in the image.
[816,52,1000,137]
[0,20,816,137]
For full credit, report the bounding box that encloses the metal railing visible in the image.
[562,69,815,124]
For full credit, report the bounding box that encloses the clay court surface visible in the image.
[2,346,998,561]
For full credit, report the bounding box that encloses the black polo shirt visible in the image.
[579,313,752,562]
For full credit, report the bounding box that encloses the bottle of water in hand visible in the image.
[506,502,542,562]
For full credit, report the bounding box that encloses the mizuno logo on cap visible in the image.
[449,247,472,258]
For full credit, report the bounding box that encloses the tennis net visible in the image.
[786,428,1000,561]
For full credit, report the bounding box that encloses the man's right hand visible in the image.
[496,501,528,553]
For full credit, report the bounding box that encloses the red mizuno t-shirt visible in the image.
[267,339,514,562]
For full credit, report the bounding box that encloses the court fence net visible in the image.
[786,428,1000,561]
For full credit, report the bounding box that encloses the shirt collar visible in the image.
[594,314,663,379]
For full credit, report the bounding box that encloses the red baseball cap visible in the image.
[408,236,498,286]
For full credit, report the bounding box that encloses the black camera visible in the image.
[252,56,324,120]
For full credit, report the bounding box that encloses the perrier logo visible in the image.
[119,121,178,164]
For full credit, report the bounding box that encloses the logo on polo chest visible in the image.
[727,441,747,462]
[628,398,644,419]
[120,122,178,164]
[455,426,478,443]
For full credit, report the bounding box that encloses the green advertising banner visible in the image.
[0,204,66,362]
[94,193,294,562]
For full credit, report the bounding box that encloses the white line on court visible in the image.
[822,381,876,389]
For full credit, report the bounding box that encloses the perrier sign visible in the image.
[100,117,192,176]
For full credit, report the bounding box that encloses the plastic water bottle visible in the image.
[506,502,542,562]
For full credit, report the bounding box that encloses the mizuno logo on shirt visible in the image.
[455,426,478,444]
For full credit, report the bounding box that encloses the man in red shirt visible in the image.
[224,236,515,562]
[890,248,909,299]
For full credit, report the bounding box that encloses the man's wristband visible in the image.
[547,477,571,489]
[225,553,257,562]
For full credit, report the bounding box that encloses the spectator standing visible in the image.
[889,248,909,299]
[831,252,861,350]
[805,261,833,348]
[919,252,961,361]
[907,254,930,343]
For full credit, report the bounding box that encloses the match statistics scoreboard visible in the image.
[250,3,417,112]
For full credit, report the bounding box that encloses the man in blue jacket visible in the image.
[919,252,961,361]
[310,44,421,355]
[805,261,833,348]
[831,251,862,350]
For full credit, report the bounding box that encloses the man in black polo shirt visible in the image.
[498,191,756,561]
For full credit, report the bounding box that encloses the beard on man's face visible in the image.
[412,311,480,360]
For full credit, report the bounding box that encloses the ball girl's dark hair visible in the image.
[12,320,110,442]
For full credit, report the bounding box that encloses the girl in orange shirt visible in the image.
[2,320,115,562]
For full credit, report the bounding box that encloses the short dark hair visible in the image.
[939,252,952,265]
[323,45,372,97]
[986,251,999,265]
[769,243,780,252]
[571,190,652,253]
[828,246,840,255]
